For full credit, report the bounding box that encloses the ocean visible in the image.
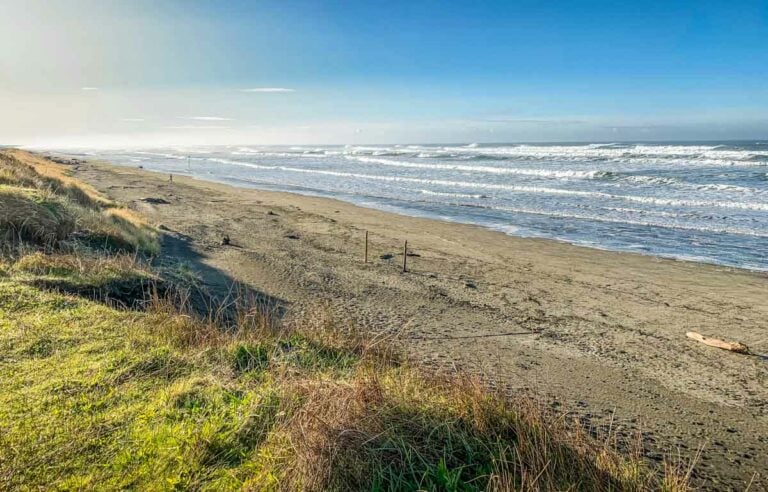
[72,142,768,271]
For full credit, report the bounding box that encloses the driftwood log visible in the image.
[686,332,750,354]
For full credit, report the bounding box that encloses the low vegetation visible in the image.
[0,150,158,254]
[0,151,691,490]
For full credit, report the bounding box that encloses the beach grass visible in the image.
[0,150,691,490]
[0,150,158,255]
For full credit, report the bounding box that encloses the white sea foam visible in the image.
[478,205,768,238]
[346,155,606,179]
[332,144,764,168]
[213,158,768,212]
[133,151,187,160]
[419,189,488,199]
[619,175,766,194]
[241,143,768,168]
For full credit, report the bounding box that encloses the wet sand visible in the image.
[72,157,768,489]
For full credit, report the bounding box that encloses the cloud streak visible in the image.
[179,116,234,121]
[165,125,231,130]
[81,87,99,91]
[241,87,295,93]
[479,118,588,126]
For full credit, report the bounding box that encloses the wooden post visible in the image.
[364,230,369,263]
[402,240,408,273]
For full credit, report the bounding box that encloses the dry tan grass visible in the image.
[3,149,111,208]
[12,251,148,279]
[0,187,74,246]
[0,150,158,254]
[105,207,148,227]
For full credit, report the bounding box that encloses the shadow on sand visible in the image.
[156,231,287,320]
[24,230,287,321]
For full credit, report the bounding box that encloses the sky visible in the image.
[1,0,767,147]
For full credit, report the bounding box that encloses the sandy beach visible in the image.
[70,157,767,489]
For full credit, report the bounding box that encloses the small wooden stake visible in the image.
[402,240,408,273]
[364,230,369,263]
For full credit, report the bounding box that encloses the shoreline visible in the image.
[73,154,768,276]
[217,173,768,274]
[196,171,768,273]
[66,154,768,488]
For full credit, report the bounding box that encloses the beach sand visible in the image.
[70,156,767,488]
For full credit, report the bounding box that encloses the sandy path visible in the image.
[74,160,768,489]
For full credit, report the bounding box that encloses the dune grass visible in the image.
[0,150,691,490]
[0,149,109,209]
[0,186,75,245]
[0,150,158,254]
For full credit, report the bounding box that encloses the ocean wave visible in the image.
[619,175,679,186]
[348,156,767,193]
[468,204,768,238]
[346,155,607,179]
[616,175,765,194]
[598,206,696,218]
[419,189,489,199]
[327,144,768,167]
[212,158,768,212]
[436,144,768,166]
[218,144,768,169]
[133,151,187,160]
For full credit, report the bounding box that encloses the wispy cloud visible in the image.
[602,124,666,130]
[165,125,230,130]
[480,118,588,126]
[81,87,99,91]
[121,118,145,122]
[178,116,234,121]
[241,87,295,93]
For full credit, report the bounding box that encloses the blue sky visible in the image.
[1,0,766,146]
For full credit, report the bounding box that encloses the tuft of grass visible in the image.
[232,343,272,373]
[0,186,75,246]
[11,251,153,286]
[69,205,160,255]
[6,252,159,309]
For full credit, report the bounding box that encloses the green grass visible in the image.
[0,275,688,491]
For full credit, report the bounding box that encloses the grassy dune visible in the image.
[0,150,158,254]
[0,150,690,490]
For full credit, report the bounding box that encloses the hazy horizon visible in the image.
[16,139,768,152]
[2,0,766,147]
